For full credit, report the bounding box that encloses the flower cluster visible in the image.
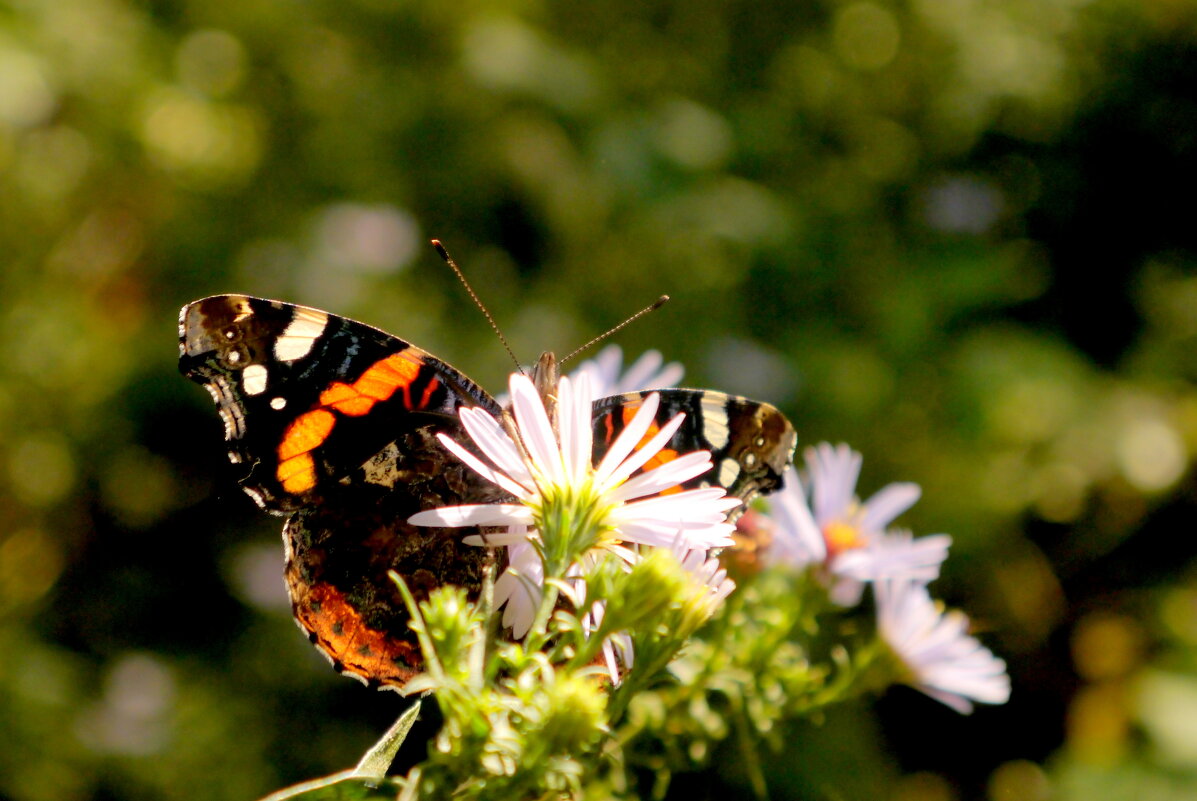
[285,346,1013,800]
[410,344,1008,712]
[750,443,1010,713]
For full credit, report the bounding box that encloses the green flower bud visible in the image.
[537,675,608,752]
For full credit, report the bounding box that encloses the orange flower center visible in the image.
[823,520,866,557]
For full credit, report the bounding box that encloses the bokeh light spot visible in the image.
[987,760,1050,801]
[227,543,290,612]
[176,29,247,97]
[100,446,180,528]
[0,45,56,127]
[462,18,599,111]
[652,98,733,171]
[706,337,796,402]
[1160,586,1197,646]
[1072,613,1144,682]
[76,654,177,756]
[989,376,1076,444]
[140,89,262,185]
[1067,682,1130,763]
[850,117,919,182]
[1135,669,1197,765]
[316,203,420,274]
[1032,461,1087,523]
[833,3,901,71]
[924,176,1004,234]
[0,528,64,610]
[1116,417,1186,492]
[892,771,955,801]
[15,125,93,201]
[8,433,76,507]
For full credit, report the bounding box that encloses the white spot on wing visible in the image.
[719,457,740,489]
[270,397,287,410]
[702,402,730,450]
[243,364,268,395]
[274,308,328,363]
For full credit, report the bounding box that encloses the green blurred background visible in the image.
[3,0,1197,798]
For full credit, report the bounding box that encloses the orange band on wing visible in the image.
[319,353,423,416]
[279,409,336,460]
[278,452,317,493]
[620,405,682,493]
[275,353,428,495]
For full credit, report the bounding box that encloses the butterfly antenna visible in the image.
[559,295,670,366]
[432,240,524,376]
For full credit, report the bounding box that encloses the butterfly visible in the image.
[179,294,796,689]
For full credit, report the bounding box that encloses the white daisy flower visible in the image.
[672,540,736,618]
[570,345,684,397]
[762,446,948,604]
[490,531,541,638]
[409,370,739,644]
[875,579,1011,714]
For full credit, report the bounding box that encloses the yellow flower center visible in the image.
[823,520,866,557]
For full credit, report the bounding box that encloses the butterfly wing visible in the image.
[591,389,796,508]
[179,294,508,688]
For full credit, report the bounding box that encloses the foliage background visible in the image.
[2,0,1196,798]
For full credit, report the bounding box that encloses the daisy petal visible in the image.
[592,393,662,487]
[509,374,565,485]
[860,482,922,532]
[808,443,862,523]
[598,409,687,490]
[766,466,827,565]
[435,432,530,499]
[408,503,533,527]
[608,452,714,502]
[457,406,534,488]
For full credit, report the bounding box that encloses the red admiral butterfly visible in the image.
[179,294,796,689]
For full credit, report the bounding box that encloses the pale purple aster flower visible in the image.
[875,579,1011,714]
[761,445,949,604]
[570,345,685,397]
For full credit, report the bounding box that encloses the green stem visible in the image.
[522,580,562,654]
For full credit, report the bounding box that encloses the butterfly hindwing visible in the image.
[590,389,797,508]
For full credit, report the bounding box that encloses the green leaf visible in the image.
[257,771,400,801]
[353,697,423,778]
[258,701,422,801]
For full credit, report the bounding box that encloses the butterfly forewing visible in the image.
[179,294,508,689]
[179,294,501,513]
